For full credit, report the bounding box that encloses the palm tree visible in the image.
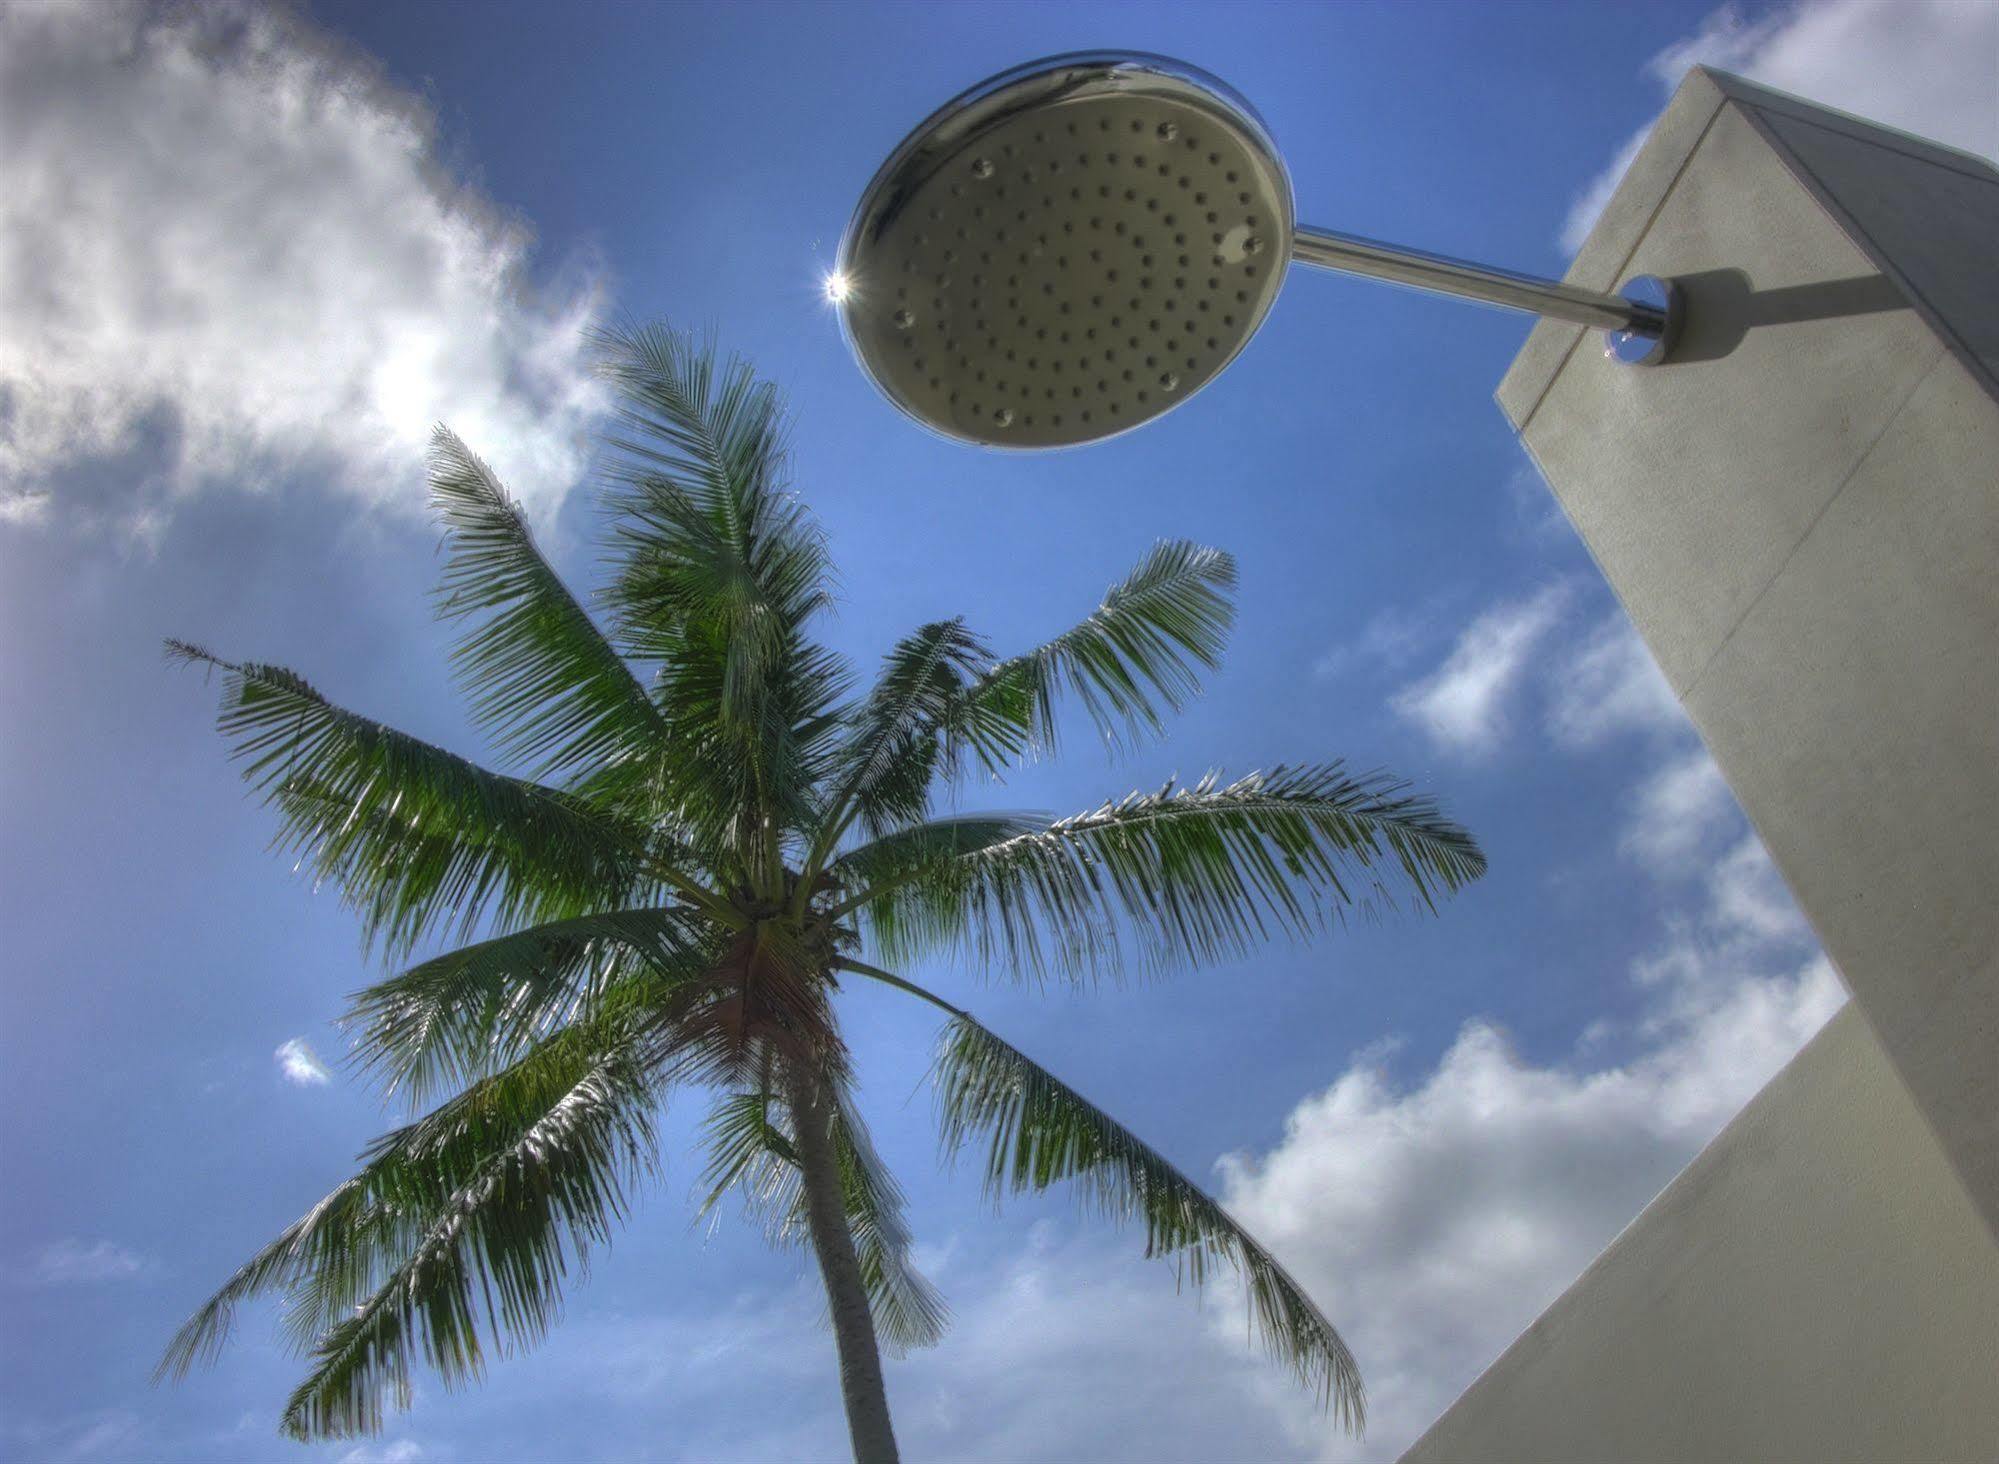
[157,324,1484,1461]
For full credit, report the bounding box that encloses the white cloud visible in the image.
[1266,579,1835,1455]
[1390,584,1571,754]
[1706,833,1809,944]
[1216,827,1841,1460]
[1414,585,1735,876]
[546,1233,1304,1463]
[0,0,603,534]
[895,1231,1304,1460]
[27,1238,145,1284]
[1392,592,1684,759]
[1543,613,1684,747]
[1563,0,1999,251]
[1500,459,1571,546]
[1562,127,1657,259]
[1619,747,1736,876]
[1314,605,1437,682]
[275,1036,333,1087]
[1,1411,145,1464]
[0,490,52,526]
[338,1442,428,1464]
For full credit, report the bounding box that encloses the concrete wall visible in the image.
[1497,68,1999,1237]
[1404,71,1999,1459]
[1401,1008,1999,1463]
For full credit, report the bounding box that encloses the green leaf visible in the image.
[695,1087,800,1221]
[154,1177,371,1385]
[428,427,669,788]
[833,1094,949,1354]
[849,764,1485,983]
[822,619,995,846]
[957,540,1237,761]
[697,1087,947,1355]
[589,323,849,880]
[346,906,718,1106]
[593,322,832,668]
[165,642,649,957]
[934,1014,1362,1430]
[828,812,1044,916]
[159,1027,661,1440]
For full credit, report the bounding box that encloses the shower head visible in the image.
[835,52,1295,449]
[835,53,1680,450]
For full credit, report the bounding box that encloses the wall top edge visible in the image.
[1497,68,1999,431]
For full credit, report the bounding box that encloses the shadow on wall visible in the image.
[1668,268,1908,363]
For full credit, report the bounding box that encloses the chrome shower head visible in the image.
[836,53,1682,451]
[835,52,1296,450]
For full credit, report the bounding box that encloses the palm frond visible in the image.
[589,322,849,880]
[159,1026,660,1441]
[345,906,718,1105]
[833,1094,949,1354]
[592,320,832,683]
[822,619,994,846]
[166,642,647,957]
[428,427,669,789]
[851,764,1484,983]
[649,631,851,880]
[828,812,1045,911]
[279,1033,660,1439]
[697,1088,946,1355]
[696,1087,800,1220]
[154,1177,371,1384]
[934,1015,1362,1431]
[956,540,1236,761]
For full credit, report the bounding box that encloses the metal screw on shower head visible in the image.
[834,52,1683,450]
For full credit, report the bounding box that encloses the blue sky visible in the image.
[2,1,1994,1460]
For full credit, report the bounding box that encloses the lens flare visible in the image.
[822,271,852,304]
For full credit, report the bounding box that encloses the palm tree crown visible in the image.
[158,323,1485,1460]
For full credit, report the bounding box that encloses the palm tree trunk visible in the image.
[784,1061,901,1464]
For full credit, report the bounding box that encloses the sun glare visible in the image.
[822,270,852,304]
